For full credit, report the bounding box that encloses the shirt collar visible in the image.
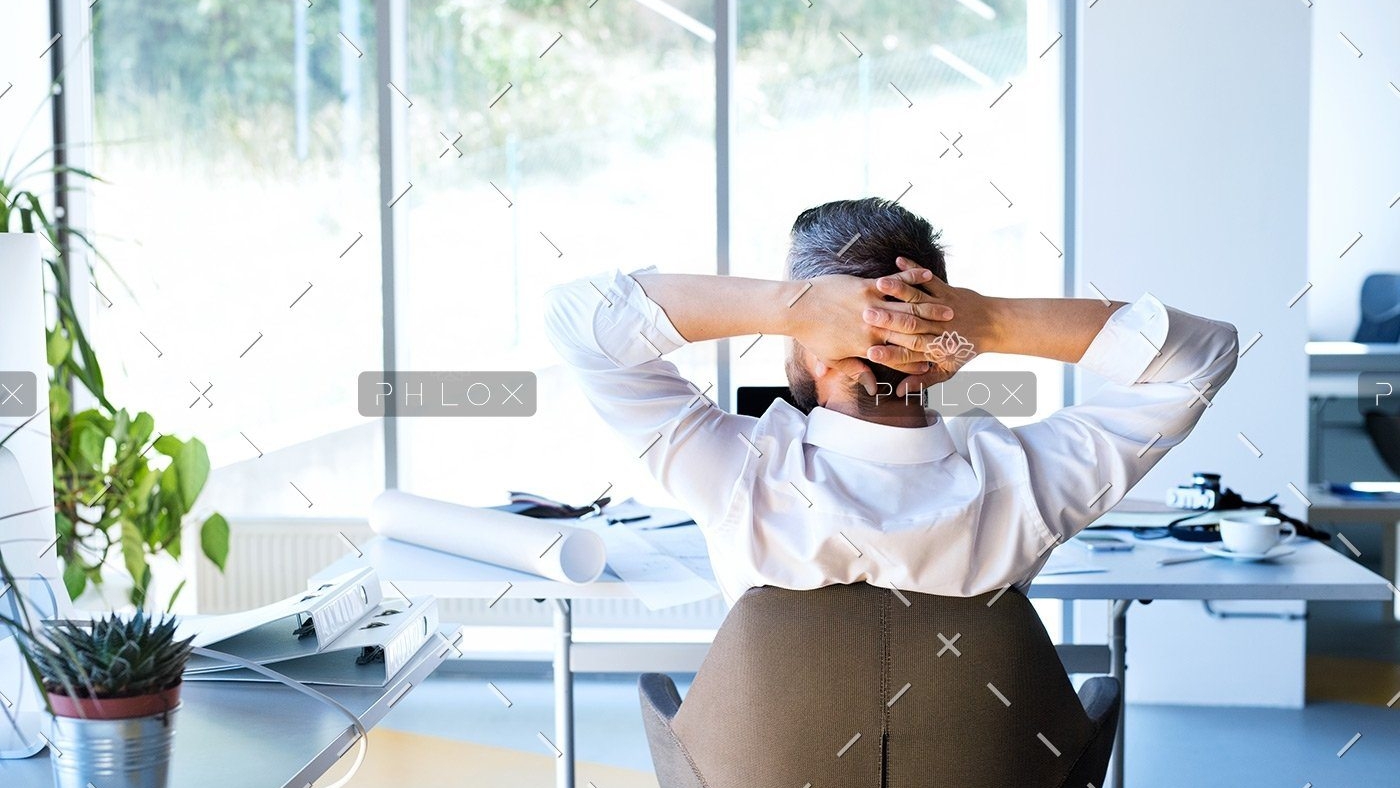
[803,405,957,464]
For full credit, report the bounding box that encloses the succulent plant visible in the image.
[24,610,193,700]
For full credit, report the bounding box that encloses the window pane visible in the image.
[731,0,1066,420]
[89,0,384,517]
[397,1,716,507]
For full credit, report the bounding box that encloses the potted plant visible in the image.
[1,555,191,788]
[3,138,229,609]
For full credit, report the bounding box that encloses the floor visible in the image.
[326,601,1400,787]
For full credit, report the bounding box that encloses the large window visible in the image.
[730,0,1067,419]
[87,1,384,517]
[78,0,1063,516]
[396,0,716,507]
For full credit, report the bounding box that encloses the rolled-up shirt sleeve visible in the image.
[543,268,756,531]
[1011,294,1240,541]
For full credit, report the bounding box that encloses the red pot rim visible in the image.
[48,682,182,720]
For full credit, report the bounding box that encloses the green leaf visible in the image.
[55,511,74,540]
[153,435,183,458]
[112,409,130,448]
[73,424,105,470]
[128,412,155,450]
[62,560,87,601]
[200,514,229,571]
[49,384,70,420]
[46,329,71,367]
[121,521,147,590]
[174,439,210,510]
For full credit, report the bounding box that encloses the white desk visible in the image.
[1308,485,1400,619]
[321,532,1393,788]
[0,628,460,787]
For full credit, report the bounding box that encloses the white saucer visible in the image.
[1202,544,1296,563]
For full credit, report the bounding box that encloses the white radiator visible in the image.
[192,518,728,630]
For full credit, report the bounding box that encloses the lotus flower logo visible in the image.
[924,331,976,364]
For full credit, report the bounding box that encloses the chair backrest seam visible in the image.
[647,702,710,788]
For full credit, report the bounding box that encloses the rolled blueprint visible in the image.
[369,490,607,584]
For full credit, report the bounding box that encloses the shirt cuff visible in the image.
[1077,293,1169,385]
[589,267,690,365]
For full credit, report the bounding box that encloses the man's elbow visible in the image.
[1209,320,1241,388]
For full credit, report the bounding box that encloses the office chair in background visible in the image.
[639,583,1120,788]
[1353,273,1400,343]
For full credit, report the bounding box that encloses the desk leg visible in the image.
[1108,600,1132,788]
[1386,521,1400,621]
[554,599,575,788]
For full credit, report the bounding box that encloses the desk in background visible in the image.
[319,526,1392,788]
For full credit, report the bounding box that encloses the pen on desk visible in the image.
[1157,553,1214,566]
[606,515,651,525]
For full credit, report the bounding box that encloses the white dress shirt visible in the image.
[545,268,1239,606]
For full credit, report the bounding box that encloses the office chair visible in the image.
[1363,410,1400,478]
[1353,274,1400,343]
[639,582,1120,788]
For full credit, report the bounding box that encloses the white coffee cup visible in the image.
[1218,514,1295,555]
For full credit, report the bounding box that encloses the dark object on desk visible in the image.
[639,583,1119,788]
[736,385,796,418]
[501,491,610,519]
[1362,409,1400,481]
[1354,273,1400,342]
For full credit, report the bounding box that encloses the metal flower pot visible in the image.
[47,691,180,788]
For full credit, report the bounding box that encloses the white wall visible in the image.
[1074,0,1312,707]
[1307,0,1400,341]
